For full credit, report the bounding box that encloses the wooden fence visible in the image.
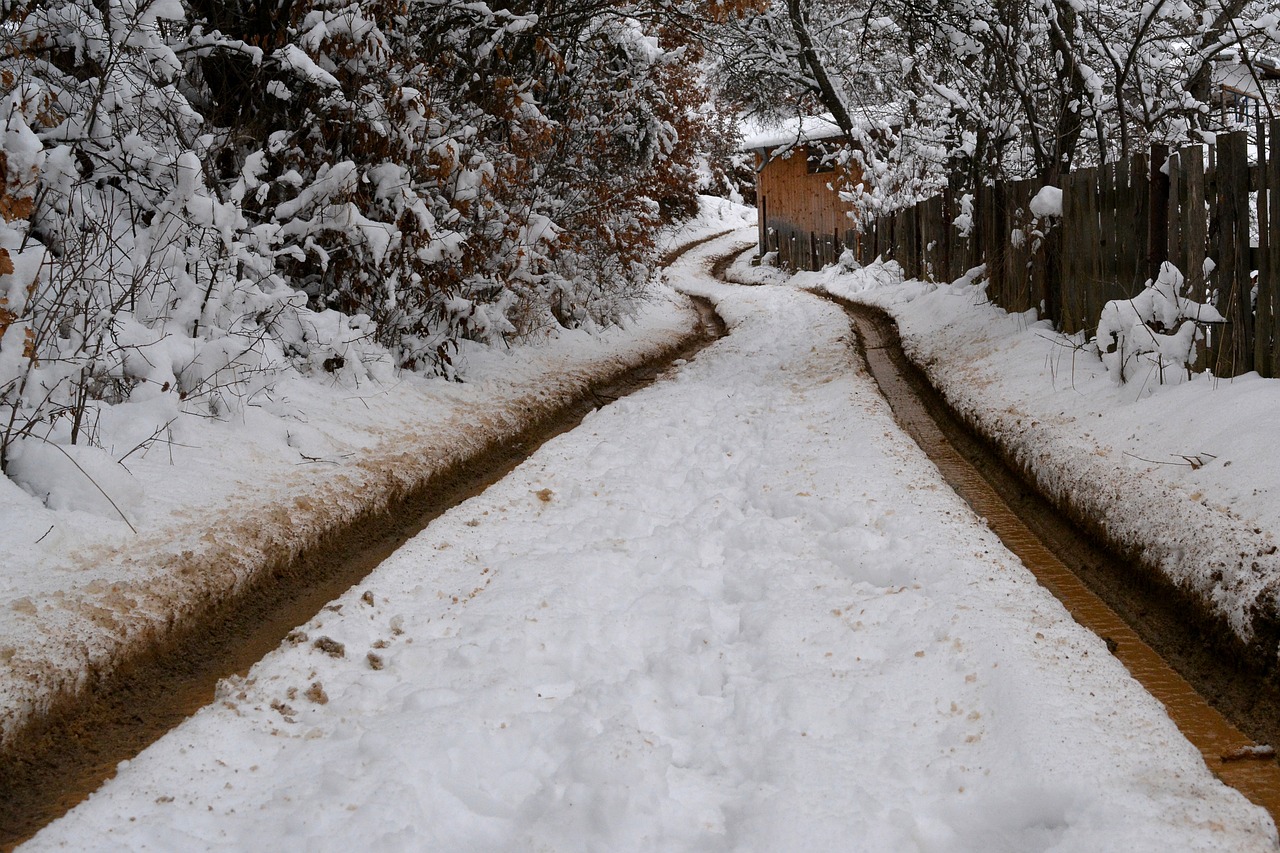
[762,224,858,272]
[821,120,1280,379]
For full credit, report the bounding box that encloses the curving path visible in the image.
[21,231,1276,851]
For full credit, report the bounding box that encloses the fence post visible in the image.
[1214,130,1253,377]
[1148,144,1170,283]
[1080,167,1102,335]
[1166,149,1183,277]
[1256,119,1280,378]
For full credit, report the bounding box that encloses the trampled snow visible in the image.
[23,230,1276,851]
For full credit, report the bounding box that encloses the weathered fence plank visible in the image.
[1149,145,1170,282]
[1214,131,1253,376]
[1257,121,1274,378]
[1166,148,1183,279]
[1271,118,1280,378]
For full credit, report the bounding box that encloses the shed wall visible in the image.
[755,146,862,270]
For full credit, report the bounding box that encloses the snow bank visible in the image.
[26,230,1274,851]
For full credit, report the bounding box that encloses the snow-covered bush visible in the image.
[0,0,727,492]
[0,0,384,479]
[198,0,724,367]
[1094,262,1224,385]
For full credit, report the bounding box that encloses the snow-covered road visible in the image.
[25,233,1277,851]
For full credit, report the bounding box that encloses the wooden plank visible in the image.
[1270,118,1280,377]
[1001,181,1015,310]
[1095,161,1111,321]
[989,181,1006,309]
[890,211,901,268]
[1115,157,1134,295]
[986,181,1001,308]
[903,206,917,279]
[1103,161,1123,303]
[1208,139,1228,373]
[983,183,993,292]
[1166,148,1183,279]
[1255,121,1273,377]
[1072,168,1099,334]
[1082,166,1103,336]
[1215,131,1253,376]
[1020,178,1037,312]
[1059,168,1079,333]
[941,191,955,281]
[1185,145,1208,301]
[1132,151,1150,291]
[926,195,936,279]
[1010,179,1029,312]
[1189,144,1212,371]
[927,195,942,281]
[1258,118,1280,378]
[1148,145,1170,284]
[1002,181,1016,310]
[944,191,957,279]
[1231,130,1254,376]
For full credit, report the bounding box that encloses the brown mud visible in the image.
[832,293,1280,822]
[712,245,1280,820]
[0,235,738,851]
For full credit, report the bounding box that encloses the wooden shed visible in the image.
[745,116,864,270]
[1211,53,1280,127]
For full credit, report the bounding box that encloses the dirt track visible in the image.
[718,254,1280,787]
[0,237,731,851]
[831,296,1280,820]
[9,238,1280,845]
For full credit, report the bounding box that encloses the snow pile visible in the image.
[800,256,1280,653]
[1,0,737,536]
[24,232,1275,851]
[1029,186,1063,218]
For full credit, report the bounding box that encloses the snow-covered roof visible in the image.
[741,106,902,152]
[1215,63,1266,97]
[741,115,846,150]
[1213,52,1280,86]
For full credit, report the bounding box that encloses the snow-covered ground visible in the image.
[24,230,1277,850]
[0,200,755,745]
[751,256,1280,656]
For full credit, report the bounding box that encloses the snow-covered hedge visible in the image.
[0,0,732,491]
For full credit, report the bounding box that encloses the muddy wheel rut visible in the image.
[0,236,738,851]
[715,247,1280,821]
[9,233,1280,845]
[824,290,1280,821]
